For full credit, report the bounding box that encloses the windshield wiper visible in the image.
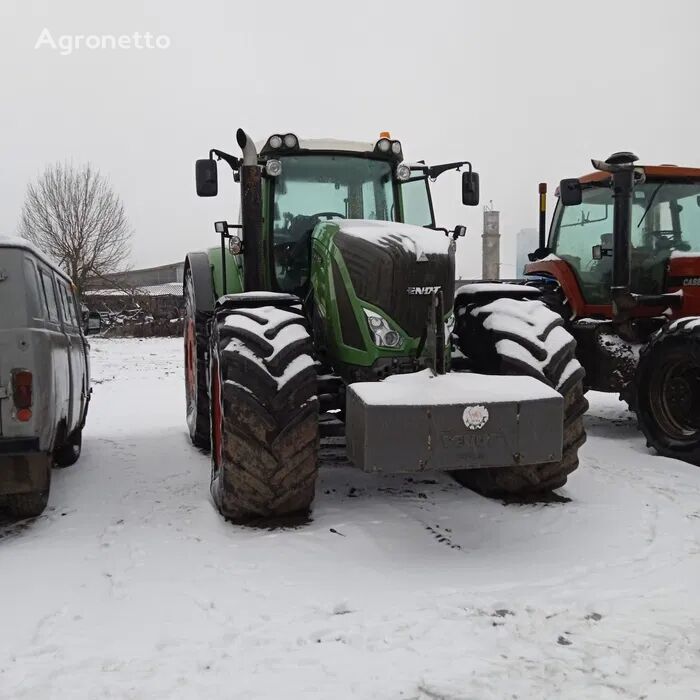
[637,182,665,228]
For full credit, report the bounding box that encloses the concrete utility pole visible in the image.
[482,202,500,280]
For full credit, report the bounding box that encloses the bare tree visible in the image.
[18,162,132,294]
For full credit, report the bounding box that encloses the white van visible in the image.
[0,237,92,518]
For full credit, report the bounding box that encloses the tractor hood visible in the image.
[330,219,456,338]
[333,220,452,260]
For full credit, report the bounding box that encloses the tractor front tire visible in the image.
[209,301,319,523]
[635,318,700,466]
[452,296,588,497]
[184,265,211,449]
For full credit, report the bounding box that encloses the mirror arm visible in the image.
[209,148,241,172]
[428,160,472,180]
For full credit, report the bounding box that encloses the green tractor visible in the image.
[184,129,587,522]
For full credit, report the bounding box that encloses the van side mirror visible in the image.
[559,178,582,206]
[196,159,218,197]
[462,171,480,206]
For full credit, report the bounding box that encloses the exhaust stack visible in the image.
[592,152,638,318]
[237,129,264,291]
[236,129,258,166]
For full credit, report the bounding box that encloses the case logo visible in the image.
[683,277,700,286]
[407,285,441,295]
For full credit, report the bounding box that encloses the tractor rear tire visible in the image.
[184,265,211,449]
[209,301,319,523]
[451,296,588,497]
[635,318,700,466]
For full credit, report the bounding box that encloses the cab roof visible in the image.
[578,164,700,184]
[254,138,375,154]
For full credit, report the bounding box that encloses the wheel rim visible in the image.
[185,317,196,405]
[184,269,197,432]
[649,357,700,441]
[211,352,223,471]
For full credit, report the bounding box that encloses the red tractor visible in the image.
[525,152,700,465]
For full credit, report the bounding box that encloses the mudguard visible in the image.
[185,252,216,313]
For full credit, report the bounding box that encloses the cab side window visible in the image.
[67,291,80,328]
[39,268,60,323]
[57,280,77,328]
[24,258,45,319]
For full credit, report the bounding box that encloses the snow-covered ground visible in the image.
[1,338,699,699]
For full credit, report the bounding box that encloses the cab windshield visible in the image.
[271,154,433,292]
[551,179,700,303]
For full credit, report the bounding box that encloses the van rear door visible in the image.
[0,250,32,438]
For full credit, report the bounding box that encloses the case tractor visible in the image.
[525,152,700,465]
[184,128,587,522]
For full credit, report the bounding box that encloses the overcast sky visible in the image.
[1,0,699,278]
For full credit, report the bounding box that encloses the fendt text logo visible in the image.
[406,286,441,295]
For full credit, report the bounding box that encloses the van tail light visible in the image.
[12,370,32,421]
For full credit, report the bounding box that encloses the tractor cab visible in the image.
[266,144,431,294]
[196,130,479,299]
[528,154,700,320]
[549,169,700,305]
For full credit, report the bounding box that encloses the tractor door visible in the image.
[550,185,614,305]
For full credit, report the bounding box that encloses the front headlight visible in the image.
[265,159,282,177]
[363,309,402,348]
[396,163,411,181]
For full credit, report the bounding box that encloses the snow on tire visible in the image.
[209,303,319,523]
[452,297,588,497]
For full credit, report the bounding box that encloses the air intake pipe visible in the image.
[591,152,638,319]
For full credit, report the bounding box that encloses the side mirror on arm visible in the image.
[196,158,218,197]
[462,171,480,206]
[559,178,582,206]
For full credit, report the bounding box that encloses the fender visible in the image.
[185,252,216,314]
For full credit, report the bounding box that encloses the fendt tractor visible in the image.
[525,152,700,465]
[184,128,587,522]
